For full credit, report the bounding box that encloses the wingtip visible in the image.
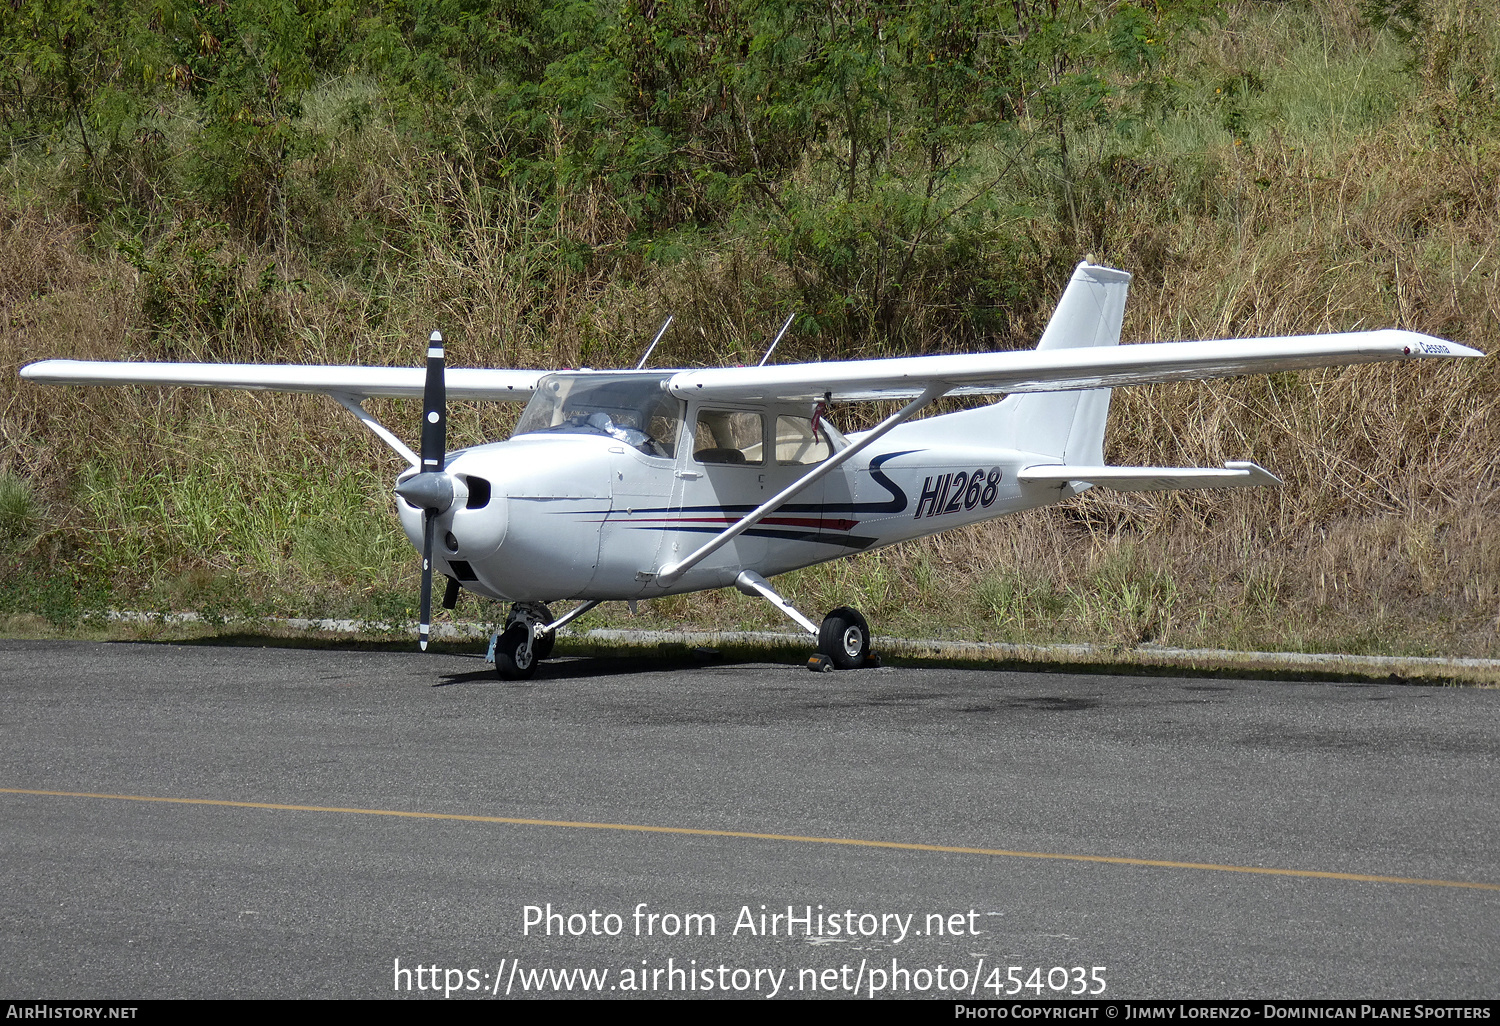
[18,359,74,380]
[1383,329,1485,358]
[1073,259,1132,284]
[1414,339,1485,359]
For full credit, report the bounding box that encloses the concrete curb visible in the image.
[569,629,1500,682]
[101,611,1500,683]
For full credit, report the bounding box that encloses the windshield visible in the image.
[512,372,683,458]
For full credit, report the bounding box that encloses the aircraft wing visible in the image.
[663,330,1482,402]
[21,329,1483,404]
[17,360,543,400]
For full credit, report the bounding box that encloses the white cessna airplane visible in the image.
[20,262,1482,677]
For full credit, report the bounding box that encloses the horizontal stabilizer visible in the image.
[1018,460,1282,492]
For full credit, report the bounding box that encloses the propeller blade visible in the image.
[414,329,447,652]
[419,509,434,651]
[421,330,446,472]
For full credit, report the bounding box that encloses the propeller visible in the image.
[393,330,454,651]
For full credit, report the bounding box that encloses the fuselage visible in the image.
[394,372,1079,604]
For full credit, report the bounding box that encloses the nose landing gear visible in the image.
[488,599,602,680]
[491,602,553,680]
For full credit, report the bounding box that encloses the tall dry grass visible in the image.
[1,0,1497,653]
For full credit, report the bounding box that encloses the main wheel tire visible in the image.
[505,602,555,661]
[495,623,538,680]
[818,606,871,669]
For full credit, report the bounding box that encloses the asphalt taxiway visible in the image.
[1,639,1496,999]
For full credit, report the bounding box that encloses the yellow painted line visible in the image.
[5,787,1498,892]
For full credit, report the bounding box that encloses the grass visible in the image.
[0,472,37,543]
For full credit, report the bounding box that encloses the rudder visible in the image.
[891,261,1130,463]
[995,262,1130,463]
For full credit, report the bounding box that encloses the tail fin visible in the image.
[1000,261,1130,463]
[892,261,1131,462]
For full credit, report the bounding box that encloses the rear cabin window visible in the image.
[775,415,833,465]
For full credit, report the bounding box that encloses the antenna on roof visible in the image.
[634,316,674,370]
[758,313,796,367]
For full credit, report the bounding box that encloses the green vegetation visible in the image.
[1,0,1497,656]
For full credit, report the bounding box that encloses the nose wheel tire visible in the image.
[495,623,539,680]
[817,606,871,670]
[506,602,555,661]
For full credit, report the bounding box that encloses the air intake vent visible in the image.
[464,476,492,509]
[447,560,478,582]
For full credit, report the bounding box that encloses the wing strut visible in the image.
[655,382,948,585]
[330,391,419,468]
[736,571,818,635]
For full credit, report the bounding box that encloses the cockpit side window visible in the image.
[640,391,682,458]
[693,410,764,465]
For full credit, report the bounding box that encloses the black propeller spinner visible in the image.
[393,330,454,650]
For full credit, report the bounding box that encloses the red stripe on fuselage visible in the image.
[627,514,859,532]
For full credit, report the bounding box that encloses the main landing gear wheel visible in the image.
[495,623,538,680]
[817,606,871,669]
